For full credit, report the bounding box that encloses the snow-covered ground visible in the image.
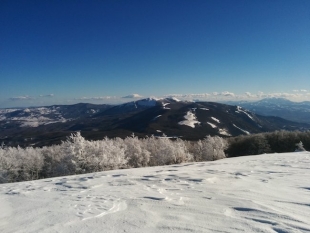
[233,124,250,135]
[178,111,200,128]
[0,107,68,127]
[1,152,310,233]
[207,122,217,128]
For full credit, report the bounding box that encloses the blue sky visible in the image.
[1,0,310,107]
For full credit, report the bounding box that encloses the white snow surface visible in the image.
[219,128,231,136]
[153,115,162,120]
[0,109,20,114]
[168,97,180,102]
[0,107,68,127]
[236,106,255,121]
[162,103,171,109]
[178,111,200,128]
[233,124,250,135]
[1,152,310,233]
[207,122,217,128]
[135,98,159,107]
[211,117,220,123]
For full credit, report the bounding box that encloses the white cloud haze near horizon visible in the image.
[2,90,310,108]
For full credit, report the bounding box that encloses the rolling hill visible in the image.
[1,98,310,147]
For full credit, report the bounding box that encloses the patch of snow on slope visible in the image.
[211,117,220,123]
[162,103,170,109]
[233,124,250,135]
[219,128,231,136]
[200,108,209,110]
[178,111,200,128]
[236,106,255,121]
[207,122,217,128]
[153,115,162,120]
[1,152,310,232]
[36,107,54,115]
[18,116,67,127]
[89,109,99,114]
[0,107,70,127]
[0,109,20,114]
[167,97,180,102]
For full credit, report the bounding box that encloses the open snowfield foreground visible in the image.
[1,152,310,233]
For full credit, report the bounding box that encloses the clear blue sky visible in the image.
[1,0,310,107]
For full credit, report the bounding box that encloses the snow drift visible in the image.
[1,152,309,232]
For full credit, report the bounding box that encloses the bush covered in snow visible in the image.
[0,133,227,183]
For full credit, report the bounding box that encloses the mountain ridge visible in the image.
[225,97,310,124]
[1,98,310,147]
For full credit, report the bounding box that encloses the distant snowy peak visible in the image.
[165,97,181,102]
[132,97,185,108]
[229,97,310,124]
[134,98,159,107]
[257,97,294,105]
[1,106,68,127]
[0,104,109,128]
[119,98,159,108]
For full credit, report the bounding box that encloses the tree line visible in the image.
[226,130,309,157]
[1,130,309,183]
[0,133,227,183]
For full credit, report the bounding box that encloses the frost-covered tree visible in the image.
[189,136,227,161]
[0,133,229,183]
[0,146,44,182]
[146,136,192,166]
[124,135,150,168]
[62,133,127,173]
[295,141,306,152]
[41,144,76,178]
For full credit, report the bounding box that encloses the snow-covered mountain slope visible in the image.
[227,97,310,124]
[1,152,309,233]
[1,99,310,147]
[0,103,111,127]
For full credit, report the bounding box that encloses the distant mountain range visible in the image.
[225,97,310,124]
[1,97,310,147]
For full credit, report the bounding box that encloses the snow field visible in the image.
[1,152,310,233]
[178,111,200,128]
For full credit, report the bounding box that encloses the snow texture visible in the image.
[236,106,255,121]
[153,115,162,120]
[162,103,171,110]
[135,98,159,107]
[169,97,180,102]
[178,111,200,128]
[219,128,231,136]
[0,107,68,127]
[207,122,217,128]
[1,152,310,232]
[211,117,220,123]
[233,124,250,135]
